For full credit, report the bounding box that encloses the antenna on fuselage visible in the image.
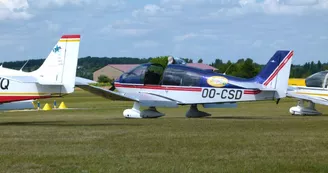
[223,63,233,75]
[20,59,29,71]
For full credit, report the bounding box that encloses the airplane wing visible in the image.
[75,77,179,107]
[287,91,328,106]
[75,77,96,85]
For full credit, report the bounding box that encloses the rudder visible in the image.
[32,34,80,93]
[253,50,294,98]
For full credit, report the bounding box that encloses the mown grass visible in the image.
[0,90,328,173]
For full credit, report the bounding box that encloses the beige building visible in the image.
[93,63,217,81]
[93,64,139,81]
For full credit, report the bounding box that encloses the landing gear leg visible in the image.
[123,102,165,118]
[186,104,211,118]
[289,100,322,116]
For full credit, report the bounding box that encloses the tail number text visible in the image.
[202,89,242,100]
[0,78,9,90]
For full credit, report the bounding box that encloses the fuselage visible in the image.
[0,67,63,103]
[114,63,277,104]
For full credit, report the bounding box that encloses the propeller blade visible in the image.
[109,81,115,91]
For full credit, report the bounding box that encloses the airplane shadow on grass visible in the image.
[204,114,328,119]
[0,121,143,127]
[203,116,276,120]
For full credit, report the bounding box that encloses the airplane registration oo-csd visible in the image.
[287,70,328,115]
[77,50,294,118]
[0,34,80,109]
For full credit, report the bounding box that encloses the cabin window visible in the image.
[121,65,147,83]
[144,64,164,85]
[305,71,328,88]
[162,67,202,86]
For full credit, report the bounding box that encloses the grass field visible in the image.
[1,90,328,173]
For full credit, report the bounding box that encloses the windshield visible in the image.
[305,71,328,88]
[121,65,148,84]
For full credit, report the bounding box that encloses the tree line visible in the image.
[1,56,327,80]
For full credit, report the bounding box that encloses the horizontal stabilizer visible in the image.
[0,76,67,85]
[0,76,38,83]
[228,80,277,91]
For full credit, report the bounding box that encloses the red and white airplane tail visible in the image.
[1,34,81,94]
[228,50,294,99]
[254,50,294,98]
[31,35,80,93]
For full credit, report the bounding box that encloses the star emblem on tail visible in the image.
[53,45,62,53]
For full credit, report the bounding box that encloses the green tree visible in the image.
[150,56,169,68]
[198,58,203,63]
[97,75,111,83]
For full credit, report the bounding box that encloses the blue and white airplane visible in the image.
[77,50,294,118]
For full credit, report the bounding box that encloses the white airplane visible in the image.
[77,50,294,118]
[288,70,328,115]
[0,34,80,110]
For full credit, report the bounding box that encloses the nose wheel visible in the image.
[123,102,165,118]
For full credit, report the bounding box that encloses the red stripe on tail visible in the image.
[61,35,80,39]
[263,51,293,86]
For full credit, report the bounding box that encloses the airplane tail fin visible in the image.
[253,50,294,98]
[32,34,80,93]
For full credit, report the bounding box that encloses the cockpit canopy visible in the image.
[119,63,208,86]
[305,71,328,88]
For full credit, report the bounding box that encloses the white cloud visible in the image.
[30,0,92,8]
[133,40,159,48]
[209,0,328,17]
[283,0,318,6]
[100,25,150,37]
[174,32,218,42]
[30,0,116,8]
[0,0,32,20]
[0,0,126,20]
[132,4,164,17]
[270,39,286,49]
[132,3,183,18]
[320,35,328,40]
[161,0,206,5]
[174,33,197,42]
[252,40,262,47]
[45,20,60,32]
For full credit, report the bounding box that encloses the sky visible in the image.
[0,0,327,65]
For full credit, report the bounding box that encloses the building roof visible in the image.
[108,64,139,72]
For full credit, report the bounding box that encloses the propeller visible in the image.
[109,81,116,91]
